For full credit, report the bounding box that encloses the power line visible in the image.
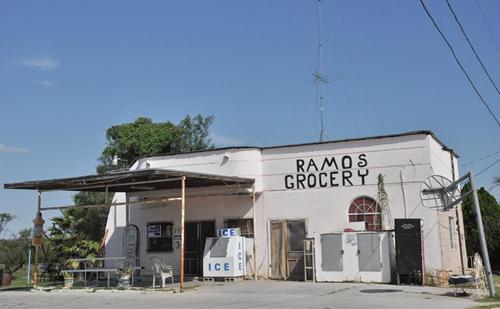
[461,149,500,167]
[419,0,500,128]
[446,0,500,97]
[475,0,500,56]
[476,158,500,177]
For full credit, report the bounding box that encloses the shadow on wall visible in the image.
[104,226,125,268]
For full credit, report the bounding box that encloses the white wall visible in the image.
[104,192,127,267]
[104,132,464,281]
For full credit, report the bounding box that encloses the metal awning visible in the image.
[4,168,256,292]
[3,168,254,192]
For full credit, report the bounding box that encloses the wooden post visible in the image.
[252,188,257,280]
[33,247,39,288]
[33,191,42,288]
[180,176,186,293]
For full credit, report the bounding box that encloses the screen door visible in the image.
[270,221,286,279]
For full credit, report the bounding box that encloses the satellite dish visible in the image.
[420,175,460,210]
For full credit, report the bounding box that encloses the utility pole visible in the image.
[422,172,496,297]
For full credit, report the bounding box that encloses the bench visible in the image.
[60,268,118,287]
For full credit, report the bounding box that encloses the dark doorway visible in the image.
[184,221,215,276]
[395,218,424,285]
[270,219,306,281]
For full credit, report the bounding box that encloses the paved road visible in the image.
[0,281,475,309]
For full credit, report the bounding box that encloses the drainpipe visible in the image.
[399,168,407,218]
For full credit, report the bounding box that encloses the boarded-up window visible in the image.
[357,233,381,271]
[321,234,343,271]
[348,196,382,231]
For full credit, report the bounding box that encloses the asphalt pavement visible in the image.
[0,280,476,309]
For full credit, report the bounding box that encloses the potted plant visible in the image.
[63,260,79,288]
[63,271,75,288]
[116,265,132,288]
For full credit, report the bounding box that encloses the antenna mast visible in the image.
[315,0,328,142]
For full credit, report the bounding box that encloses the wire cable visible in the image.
[419,0,500,127]
[446,0,500,97]
[476,158,500,177]
[461,149,500,167]
[475,0,500,56]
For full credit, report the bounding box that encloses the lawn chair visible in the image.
[149,256,174,289]
[448,253,487,299]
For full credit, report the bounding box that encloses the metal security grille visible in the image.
[224,218,254,237]
[184,221,215,276]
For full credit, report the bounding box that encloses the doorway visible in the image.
[270,219,306,280]
[184,221,215,276]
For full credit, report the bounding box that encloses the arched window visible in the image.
[348,196,382,231]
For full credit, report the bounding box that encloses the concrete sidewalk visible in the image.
[0,280,476,309]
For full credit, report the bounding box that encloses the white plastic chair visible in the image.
[149,256,174,289]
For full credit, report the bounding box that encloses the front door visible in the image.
[184,221,215,276]
[270,219,306,280]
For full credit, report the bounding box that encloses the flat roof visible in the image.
[139,130,459,159]
[3,169,255,192]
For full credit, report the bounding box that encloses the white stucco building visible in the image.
[103,130,467,283]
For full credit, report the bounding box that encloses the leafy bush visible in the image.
[0,229,31,273]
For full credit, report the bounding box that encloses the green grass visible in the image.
[5,267,63,289]
[475,275,500,303]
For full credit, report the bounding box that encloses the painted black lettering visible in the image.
[342,156,352,169]
[319,172,328,187]
[358,169,369,185]
[342,170,353,186]
[330,171,339,187]
[307,159,319,172]
[307,174,317,187]
[296,174,306,189]
[321,157,339,170]
[285,175,294,189]
[358,154,367,167]
[296,159,305,172]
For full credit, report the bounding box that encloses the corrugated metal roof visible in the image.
[3,168,254,192]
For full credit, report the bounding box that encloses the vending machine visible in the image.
[203,228,246,278]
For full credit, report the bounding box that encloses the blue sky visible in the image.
[1,0,499,233]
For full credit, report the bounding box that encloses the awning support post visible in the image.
[33,191,41,289]
[180,176,186,293]
[252,188,257,280]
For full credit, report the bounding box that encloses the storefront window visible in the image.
[224,218,254,237]
[146,222,173,251]
[348,196,382,231]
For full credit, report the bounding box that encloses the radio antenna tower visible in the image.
[315,0,328,142]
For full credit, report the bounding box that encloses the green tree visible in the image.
[0,228,31,274]
[97,115,214,174]
[461,183,500,269]
[49,115,214,261]
[0,212,15,236]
